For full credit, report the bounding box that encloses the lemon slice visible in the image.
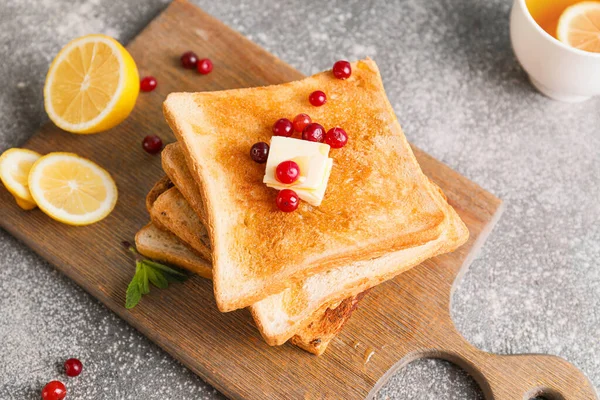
[44,34,139,134]
[28,153,118,225]
[15,198,38,211]
[557,1,600,53]
[0,148,41,208]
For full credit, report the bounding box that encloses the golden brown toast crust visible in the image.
[149,187,212,261]
[145,175,174,232]
[135,223,212,279]
[289,290,368,356]
[162,144,208,223]
[145,175,174,212]
[163,59,449,311]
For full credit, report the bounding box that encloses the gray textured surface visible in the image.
[0,0,598,398]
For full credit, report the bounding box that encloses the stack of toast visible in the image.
[135,58,469,355]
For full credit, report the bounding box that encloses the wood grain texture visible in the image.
[0,1,596,399]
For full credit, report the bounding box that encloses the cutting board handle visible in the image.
[441,348,597,400]
[368,314,597,400]
[386,320,597,400]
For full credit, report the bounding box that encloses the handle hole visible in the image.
[372,358,485,399]
[524,387,565,400]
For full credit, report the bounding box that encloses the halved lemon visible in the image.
[44,34,139,134]
[28,153,118,225]
[0,148,41,209]
[557,1,600,53]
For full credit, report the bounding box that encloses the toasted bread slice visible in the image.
[145,176,369,346]
[164,59,451,311]
[161,145,208,222]
[154,157,468,344]
[136,223,212,279]
[149,187,212,262]
[145,175,174,213]
[144,175,174,231]
[135,221,363,355]
[147,172,371,345]
[289,290,369,356]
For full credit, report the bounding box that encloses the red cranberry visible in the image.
[275,161,300,184]
[197,59,213,75]
[292,114,312,132]
[140,76,157,92]
[64,358,83,377]
[41,381,66,400]
[276,189,299,212]
[250,142,269,163]
[302,123,325,142]
[180,51,198,69]
[272,118,294,137]
[332,60,352,79]
[324,127,348,148]
[309,90,327,106]
[142,135,163,154]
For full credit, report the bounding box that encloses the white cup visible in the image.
[510,0,600,102]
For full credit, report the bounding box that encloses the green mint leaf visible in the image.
[147,266,169,289]
[123,241,189,310]
[139,263,150,295]
[144,260,189,279]
[125,274,142,309]
[163,271,188,283]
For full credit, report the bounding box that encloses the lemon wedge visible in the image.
[44,34,139,134]
[28,153,118,225]
[557,1,600,53]
[0,148,41,209]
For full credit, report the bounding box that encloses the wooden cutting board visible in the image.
[1,1,596,399]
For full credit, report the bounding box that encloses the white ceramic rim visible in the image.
[518,0,600,58]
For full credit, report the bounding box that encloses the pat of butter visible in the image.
[263,137,333,206]
[268,158,333,206]
[263,137,330,190]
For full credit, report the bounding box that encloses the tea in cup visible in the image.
[510,0,600,102]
